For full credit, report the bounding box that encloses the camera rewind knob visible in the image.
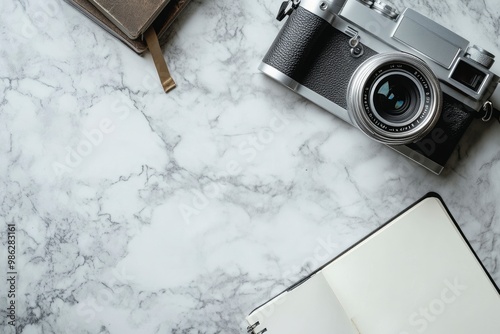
[465,45,495,69]
[358,0,374,6]
[372,1,399,20]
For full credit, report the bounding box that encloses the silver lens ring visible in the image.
[347,52,442,145]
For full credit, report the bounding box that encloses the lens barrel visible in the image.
[347,53,442,145]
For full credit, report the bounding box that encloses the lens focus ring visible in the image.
[347,53,443,146]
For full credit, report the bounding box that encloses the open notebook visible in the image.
[246,193,500,334]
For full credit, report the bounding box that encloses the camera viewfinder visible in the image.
[451,60,486,92]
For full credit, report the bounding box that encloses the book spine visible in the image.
[247,321,267,334]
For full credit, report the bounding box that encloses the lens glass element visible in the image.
[371,73,421,124]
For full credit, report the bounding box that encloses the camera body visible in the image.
[260,0,500,174]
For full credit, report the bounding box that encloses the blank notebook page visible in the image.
[322,197,500,334]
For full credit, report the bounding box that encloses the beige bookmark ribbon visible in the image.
[144,27,176,93]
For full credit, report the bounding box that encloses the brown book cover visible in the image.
[65,0,148,53]
[64,0,191,92]
[65,0,191,53]
[88,0,171,39]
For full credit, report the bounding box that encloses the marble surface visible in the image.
[1,0,500,333]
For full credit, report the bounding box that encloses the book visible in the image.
[64,0,190,54]
[64,0,148,53]
[88,0,171,40]
[246,193,500,334]
[64,0,191,92]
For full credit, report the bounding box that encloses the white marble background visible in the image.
[0,0,499,333]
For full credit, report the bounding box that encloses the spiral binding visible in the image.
[247,321,267,334]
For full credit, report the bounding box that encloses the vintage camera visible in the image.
[260,0,500,174]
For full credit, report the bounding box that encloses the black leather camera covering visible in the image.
[263,6,475,167]
[406,95,474,166]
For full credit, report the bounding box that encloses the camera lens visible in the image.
[347,53,442,145]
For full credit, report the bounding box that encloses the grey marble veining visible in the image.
[0,0,499,333]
